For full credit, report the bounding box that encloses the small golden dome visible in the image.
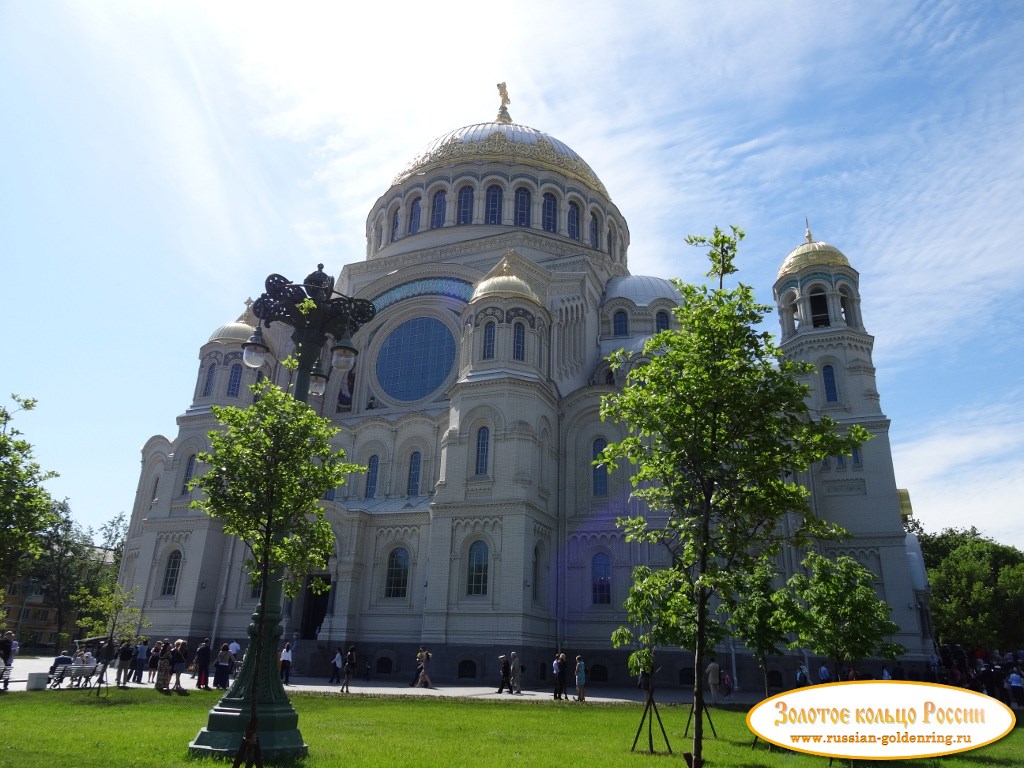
[471,258,541,305]
[777,225,850,279]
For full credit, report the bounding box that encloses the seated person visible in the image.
[50,650,74,674]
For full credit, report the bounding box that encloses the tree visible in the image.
[189,379,360,765]
[721,555,791,698]
[74,580,148,647]
[775,551,904,677]
[0,395,57,582]
[600,227,866,765]
[923,533,1024,650]
[28,499,94,650]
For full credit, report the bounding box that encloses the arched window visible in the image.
[482,321,496,360]
[467,540,488,595]
[149,477,160,503]
[542,192,557,232]
[567,202,580,240]
[390,211,400,243]
[822,365,839,403]
[457,185,474,225]
[161,551,182,596]
[181,454,197,496]
[226,363,243,398]
[364,455,379,499]
[407,451,422,496]
[407,197,421,235]
[513,322,526,361]
[810,288,830,328]
[375,222,383,251]
[385,547,409,598]
[202,364,217,397]
[613,310,629,336]
[475,426,489,476]
[485,184,503,224]
[592,552,611,604]
[607,224,615,256]
[589,215,599,249]
[656,311,670,332]
[592,438,608,497]
[430,190,446,229]
[514,187,531,227]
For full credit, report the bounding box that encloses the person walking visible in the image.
[706,657,721,704]
[416,649,433,688]
[509,651,522,694]
[329,647,343,685]
[342,645,356,693]
[116,640,135,687]
[574,655,586,702]
[497,655,512,694]
[557,653,568,700]
[279,641,293,685]
[410,647,425,686]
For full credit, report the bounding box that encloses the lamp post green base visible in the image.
[189,597,307,761]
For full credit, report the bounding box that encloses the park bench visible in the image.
[51,663,101,688]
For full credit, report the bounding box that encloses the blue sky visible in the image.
[2,1,1022,548]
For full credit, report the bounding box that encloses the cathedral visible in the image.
[119,92,931,688]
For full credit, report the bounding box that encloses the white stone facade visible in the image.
[119,107,931,688]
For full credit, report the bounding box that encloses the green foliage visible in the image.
[73,579,148,643]
[920,528,1024,649]
[190,380,360,600]
[600,227,867,763]
[28,499,95,646]
[0,394,58,582]
[721,555,791,697]
[775,551,904,673]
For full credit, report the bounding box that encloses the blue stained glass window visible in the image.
[568,202,580,240]
[365,455,379,499]
[202,364,216,397]
[852,446,862,466]
[656,311,670,332]
[483,321,495,360]
[376,317,456,402]
[513,322,525,361]
[467,541,488,595]
[227,363,243,398]
[386,548,409,598]
[431,190,446,229]
[613,310,629,336]
[592,552,611,604]
[475,426,489,476]
[823,365,838,402]
[592,438,608,497]
[514,188,531,227]
[542,193,557,232]
[457,186,474,225]
[485,185,503,224]
[408,198,421,234]
[407,451,421,496]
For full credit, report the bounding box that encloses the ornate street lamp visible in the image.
[190,265,375,763]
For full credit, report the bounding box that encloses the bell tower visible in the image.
[773,226,932,657]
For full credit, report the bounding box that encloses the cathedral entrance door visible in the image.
[300,576,331,639]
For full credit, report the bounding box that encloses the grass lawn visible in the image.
[0,688,1019,767]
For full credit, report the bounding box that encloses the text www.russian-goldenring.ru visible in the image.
[789,732,972,747]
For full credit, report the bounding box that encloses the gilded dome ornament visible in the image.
[496,82,512,124]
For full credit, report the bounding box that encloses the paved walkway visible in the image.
[2,655,767,707]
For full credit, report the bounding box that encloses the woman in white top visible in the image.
[279,642,293,685]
